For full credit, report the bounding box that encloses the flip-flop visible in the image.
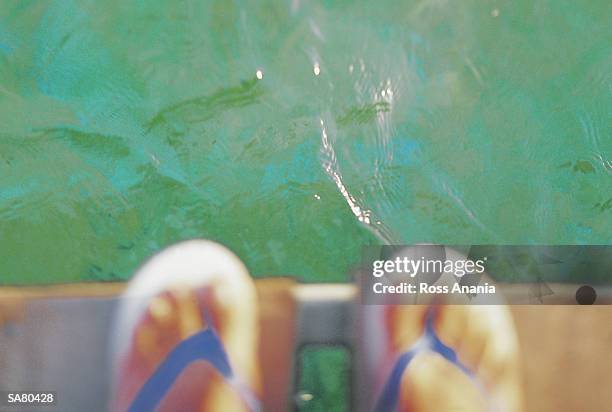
[373,309,475,412]
[111,239,261,412]
[127,327,260,412]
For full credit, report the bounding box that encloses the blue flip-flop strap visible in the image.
[373,313,472,412]
[128,328,248,412]
[129,314,469,412]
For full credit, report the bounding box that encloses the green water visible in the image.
[0,0,610,284]
[297,346,350,411]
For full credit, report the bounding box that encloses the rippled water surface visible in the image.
[0,0,610,284]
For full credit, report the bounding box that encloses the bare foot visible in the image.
[385,305,523,412]
[111,240,260,412]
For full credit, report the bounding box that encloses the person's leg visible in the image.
[111,240,260,412]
